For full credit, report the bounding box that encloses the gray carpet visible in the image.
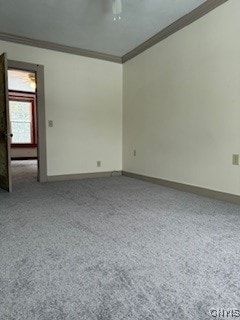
[1,164,240,319]
[11,160,38,184]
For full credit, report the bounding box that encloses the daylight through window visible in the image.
[9,93,37,147]
[10,100,33,144]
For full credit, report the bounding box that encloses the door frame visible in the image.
[8,60,47,182]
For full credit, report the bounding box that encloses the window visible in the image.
[8,69,36,93]
[9,93,37,148]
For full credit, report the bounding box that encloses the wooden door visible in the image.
[0,53,12,192]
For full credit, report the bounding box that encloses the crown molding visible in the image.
[0,0,229,64]
[122,0,229,63]
[0,32,122,64]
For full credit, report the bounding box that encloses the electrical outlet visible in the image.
[97,161,101,167]
[232,154,239,165]
[133,150,136,157]
[48,120,53,127]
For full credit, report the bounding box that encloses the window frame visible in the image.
[9,91,37,148]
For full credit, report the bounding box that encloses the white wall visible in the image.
[123,0,240,195]
[0,41,122,176]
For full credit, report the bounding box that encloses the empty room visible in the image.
[0,0,239,319]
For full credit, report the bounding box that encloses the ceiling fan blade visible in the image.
[112,0,122,15]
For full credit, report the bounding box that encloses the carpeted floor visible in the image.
[11,160,38,184]
[1,163,240,319]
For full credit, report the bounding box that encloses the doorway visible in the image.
[8,69,38,183]
[7,60,47,187]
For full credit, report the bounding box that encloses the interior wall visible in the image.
[0,40,122,176]
[11,148,37,159]
[123,0,240,195]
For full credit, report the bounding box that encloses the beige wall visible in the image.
[123,0,240,195]
[11,148,37,159]
[1,0,239,192]
[0,40,122,176]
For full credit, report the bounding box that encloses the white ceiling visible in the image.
[0,0,206,57]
